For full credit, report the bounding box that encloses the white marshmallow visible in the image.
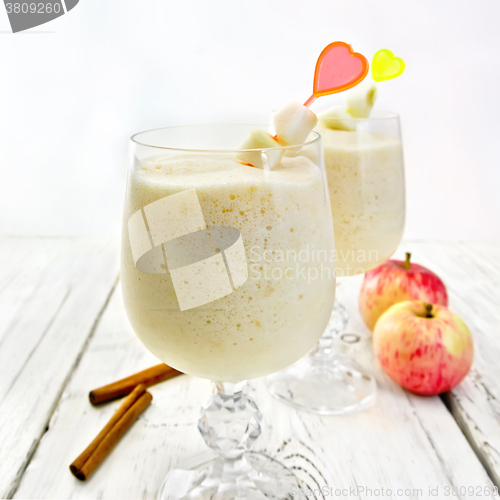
[236,129,284,169]
[273,101,318,145]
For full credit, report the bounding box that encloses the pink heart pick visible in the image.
[304,42,369,107]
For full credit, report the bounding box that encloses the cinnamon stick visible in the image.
[70,384,152,481]
[89,363,182,405]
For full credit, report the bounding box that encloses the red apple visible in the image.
[373,301,474,395]
[359,253,448,331]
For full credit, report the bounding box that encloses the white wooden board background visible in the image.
[0,237,499,499]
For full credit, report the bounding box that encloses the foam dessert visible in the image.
[121,150,335,382]
[317,122,405,276]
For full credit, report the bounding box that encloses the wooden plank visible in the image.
[393,241,500,488]
[0,237,118,499]
[15,249,496,499]
[0,237,70,344]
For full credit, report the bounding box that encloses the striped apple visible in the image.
[373,301,474,395]
[359,253,448,331]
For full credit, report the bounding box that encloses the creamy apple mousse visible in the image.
[121,152,335,382]
[316,122,405,277]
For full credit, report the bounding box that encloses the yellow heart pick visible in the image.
[372,49,405,82]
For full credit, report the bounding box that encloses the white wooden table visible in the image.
[1,237,499,499]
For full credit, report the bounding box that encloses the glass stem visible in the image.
[198,380,262,460]
[312,299,349,359]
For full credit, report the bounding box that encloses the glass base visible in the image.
[266,353,376,415]
[159,450,301,499]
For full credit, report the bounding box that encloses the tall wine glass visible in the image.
[121,125,336,498]
[267,111,405,415]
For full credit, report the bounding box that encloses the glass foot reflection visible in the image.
[267,300,376,415]
[266,354,376,415]
[159,451,300,500]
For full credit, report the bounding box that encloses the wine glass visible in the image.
[267,111,405,415]
[121,124,336,498]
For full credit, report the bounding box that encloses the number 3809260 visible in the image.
[5,2,61,14]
